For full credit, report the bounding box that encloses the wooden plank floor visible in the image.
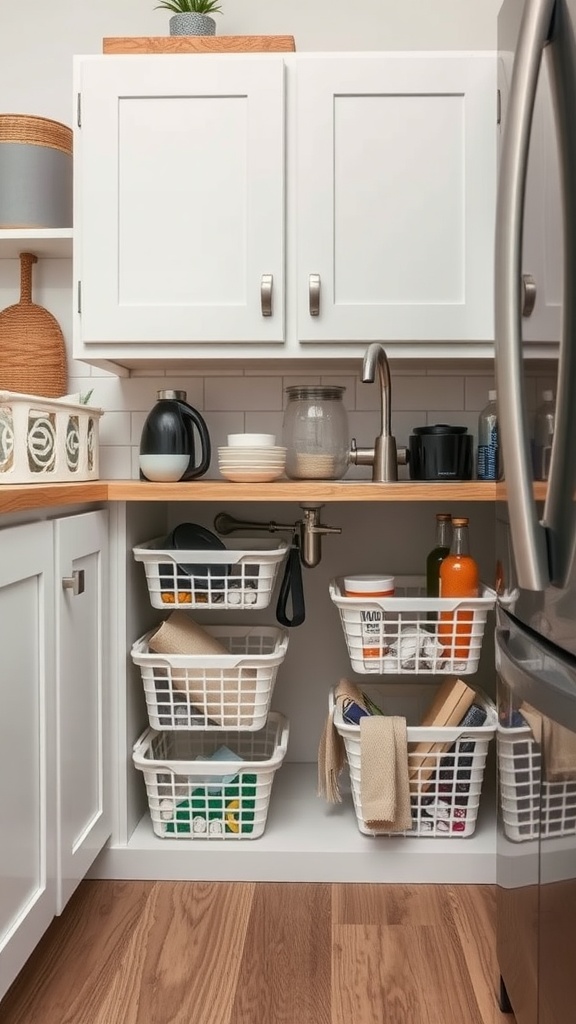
[0,882,513,1024]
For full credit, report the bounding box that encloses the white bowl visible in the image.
[226,433,277,448]
[139,454,189,482]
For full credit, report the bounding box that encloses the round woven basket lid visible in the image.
[0,114,72,155]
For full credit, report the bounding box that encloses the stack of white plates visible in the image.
[217,446,287,482]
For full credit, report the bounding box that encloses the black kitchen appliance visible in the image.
[140,389,211,481]
[408,424,473,481]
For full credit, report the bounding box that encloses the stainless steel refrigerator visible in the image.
[496,1,576,1021]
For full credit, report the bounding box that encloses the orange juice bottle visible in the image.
[438,517,479,659]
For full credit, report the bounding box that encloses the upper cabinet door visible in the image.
[76,56,285,345]
[296,54,496,343]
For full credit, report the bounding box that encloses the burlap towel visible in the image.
[360,715,412,832]
[318,679,370,802]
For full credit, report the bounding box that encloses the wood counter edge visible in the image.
[0,479,516,513]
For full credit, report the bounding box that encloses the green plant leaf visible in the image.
[154,0,222,13]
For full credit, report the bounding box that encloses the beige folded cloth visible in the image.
[360,715,412,832]
[318,679,370,803]
[521,702,576,783]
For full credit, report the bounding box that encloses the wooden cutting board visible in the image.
[0,252,67,397]
[103,35,296,54]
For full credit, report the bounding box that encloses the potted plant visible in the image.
[155,0,222,37]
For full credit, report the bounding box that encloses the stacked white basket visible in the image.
[132,533,290,839]
[329,575,497,838]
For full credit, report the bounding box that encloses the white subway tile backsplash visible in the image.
[205,411,245,445]
[464,377,496,411]
[131,411,148,446]
[398,376,465,411]
[244,411,284,441]
[205,376,283,411]
[99,445,133,479]
[98,411,132,446]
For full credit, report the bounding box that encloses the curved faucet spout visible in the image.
[362,342,392,439]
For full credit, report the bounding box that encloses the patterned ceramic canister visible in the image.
[169,13,216,35]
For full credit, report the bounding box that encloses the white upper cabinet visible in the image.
[75,56,285,346]
[73,52,496,366]
[296,54,496,343]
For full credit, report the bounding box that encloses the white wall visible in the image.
[0,1,501,124]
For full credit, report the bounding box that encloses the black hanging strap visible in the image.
[276,536,306,627]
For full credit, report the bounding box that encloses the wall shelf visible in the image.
[0,479,549,515]
[0,228,73,259]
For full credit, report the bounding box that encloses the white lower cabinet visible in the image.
[0,510,110,1002]
[55,510,111,913]
[0,521,56,1003]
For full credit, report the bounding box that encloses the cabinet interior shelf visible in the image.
[0,229,73,259]
[90,764,497,884]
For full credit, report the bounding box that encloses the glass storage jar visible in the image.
[282,385,350,480]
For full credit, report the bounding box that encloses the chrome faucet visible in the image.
[350,343,404,482]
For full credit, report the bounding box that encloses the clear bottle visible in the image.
[426,513,452,598]
[282,385,350,480]
[438,517,479,660]
[477,390,499,481]
[532,389,556,481]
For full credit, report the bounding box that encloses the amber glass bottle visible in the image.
[438,517,479,659]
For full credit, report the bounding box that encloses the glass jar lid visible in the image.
[285,385,345,402]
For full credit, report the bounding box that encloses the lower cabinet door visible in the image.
[55,510,111,914]
[0,521,56,1003]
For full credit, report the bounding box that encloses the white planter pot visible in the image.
[169,12,216,35]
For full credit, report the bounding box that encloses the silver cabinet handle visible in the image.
[309,274,320,316]
[521,273,536,317]
[494,0,554,590]
[62,569,85,596]
[261,274,273,317]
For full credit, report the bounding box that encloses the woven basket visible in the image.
[0,114,72,155]
[0,253,67,397]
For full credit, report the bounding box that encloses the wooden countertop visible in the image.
[0,478,549,515]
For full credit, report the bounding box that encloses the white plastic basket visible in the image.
[133,713,289,839]
[332,683,497,837]
[0,390,102,483]
[131,625,289,730]
[329,576,496,675]
[133,537,289,610]
[498,724,576,842]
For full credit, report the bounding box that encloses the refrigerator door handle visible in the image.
[542,6,576,588]
[495,0,555,591]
